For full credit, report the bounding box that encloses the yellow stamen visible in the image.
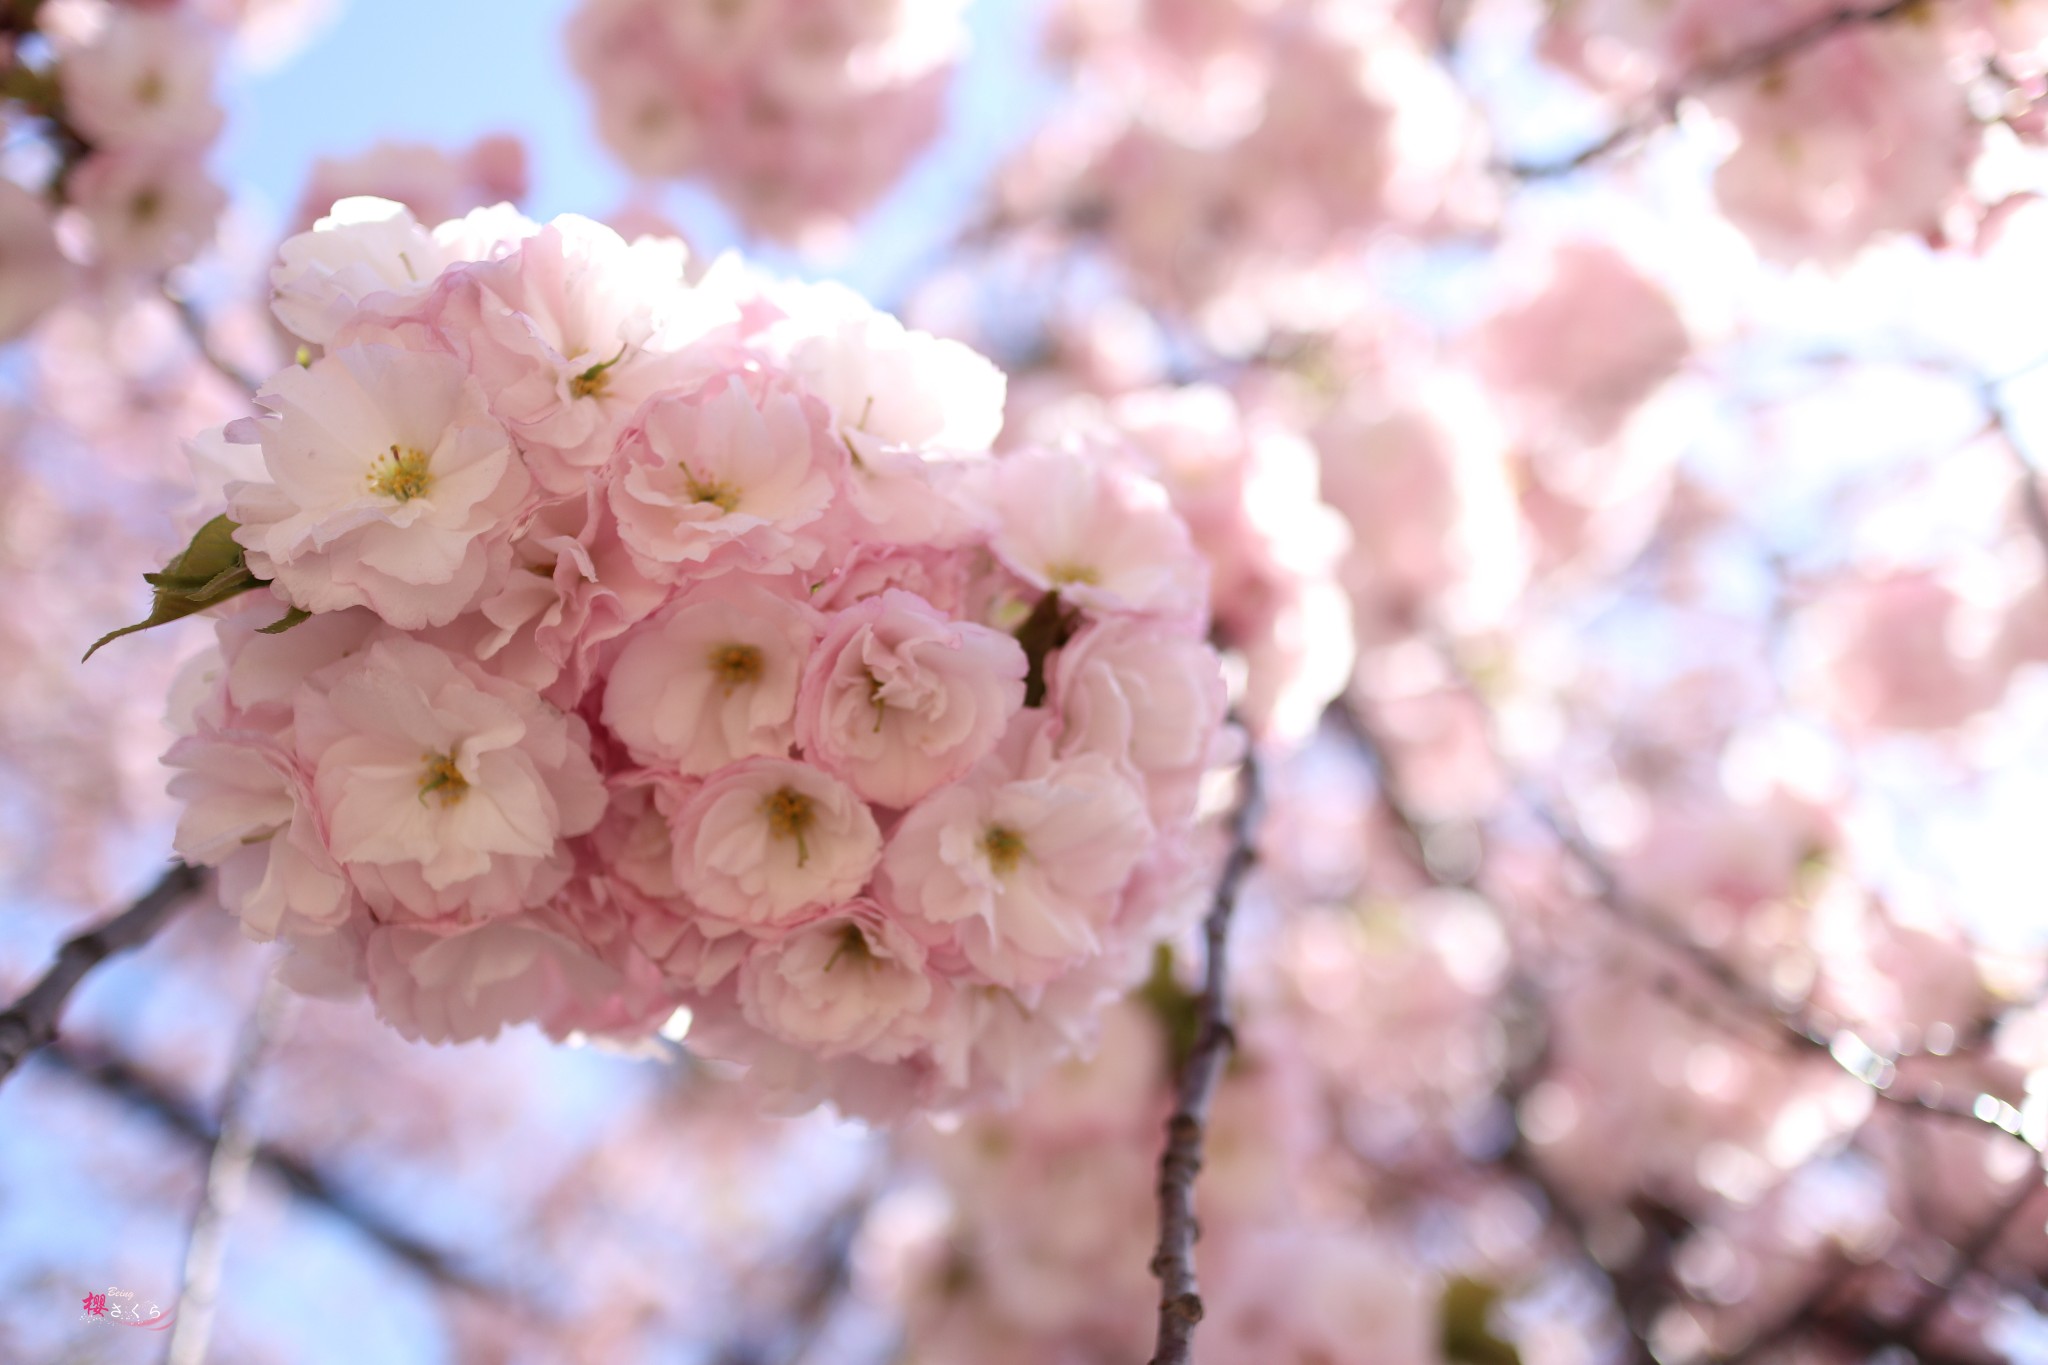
[1047,561,1100,587]
[762,786,816,867]
[709,643,764,691]
[822,924,870,973]
[568,342,629,400]
[982,826,1026,877]
[369,444,433,502]
[679,464,741,513]
[418,752,468,806]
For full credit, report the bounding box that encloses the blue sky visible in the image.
[218,0,1058,303]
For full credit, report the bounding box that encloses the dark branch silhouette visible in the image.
[37,1033,548,1317]
[0,861,209,1086]
[1147,748,1261,1365]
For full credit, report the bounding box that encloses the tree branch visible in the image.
[1525,786,2045,1152]
[1147,750,1261,1365]
[37,1033,541,1313]
[1893,1176,2042,1344]
[1331,697,1663,1364]
[713,1181,879,1365]
[168,291,263,398]
[0,861,209,1087]
[165,971,290,1365]
[1502,0,1935,179]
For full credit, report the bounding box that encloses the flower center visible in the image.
[369,444,433,502]
[418,752,468,806]
[822,923,872,973]
[568,342,628,400]
[982,826,1026,877]
[1047,561,1100,587]
[709,642,764,690]
[761,785,816,867]
[680,464,741,513]
[866,671,889,733]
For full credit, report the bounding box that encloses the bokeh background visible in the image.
[6,0,2048,1362]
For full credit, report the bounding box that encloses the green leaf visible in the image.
[85,514,268,661]
[257,606,312,635]
[1440,1277,1521,1365]
[1013,589,1081,709]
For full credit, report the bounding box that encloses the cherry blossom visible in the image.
[610,369,845,579]
[601,577,820,775]
[227,341,531,628]
[794,588,1027,808]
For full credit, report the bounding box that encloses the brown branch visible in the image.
[712,1181,879,1365]
[1323,696,1473,888]
[0,861,209,1086]
[1331,686,2043,1360]
[1526,787,2046,1153]
[1332,698,1663,1364]
[1147,750,1261,1365]
[1502,0,1937,179]
[1893,1176,2042,1344]
[37,1033,544,1315]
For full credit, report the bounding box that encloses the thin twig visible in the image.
[168,291,263,398]
[1147,750,1262,1365]
[713,1181,879,1365]
[0,861,209,1087]
[1334,698,1663,1364]
[165,970,290,1365]
[1502,0,1935,179]
[1527,786,2045,1153]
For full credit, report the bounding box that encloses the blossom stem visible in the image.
[1146,747,1261,1365]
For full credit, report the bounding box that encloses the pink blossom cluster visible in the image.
[566,0,966,242]
[1535,0,2048,261]
[1005,0,1474,333]
[162,196,1229,1117]
[0,0,246,335]
[1021,382,1355,743]
[287,135,529,238]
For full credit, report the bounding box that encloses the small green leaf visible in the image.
[85,514,267,661]
[257,606,312,635]
[1136,944,1202,1075]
